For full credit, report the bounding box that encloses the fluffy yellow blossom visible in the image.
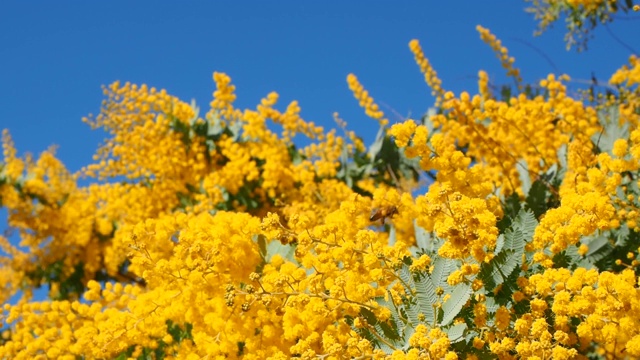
[476,25,523,91]
[346,73,389,126]
[409,39,445,106]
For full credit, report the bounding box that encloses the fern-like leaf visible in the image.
[441,283,471,326]
[414,273,437,325]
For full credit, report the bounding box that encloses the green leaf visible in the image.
[422,107,437,134]
[402,325,415,348]
[495,264,522,305]
[484,296,499,314]
[497,193,522,232]
[479,210,530,293]
[564,244,590,269]
[398,264,414,290]
[398,265,421,327]
[512,208,538,241]
[166,320,193,342]
[446,322,467,343]
[207,113,225,137]
[431,257,456,290]
[403,300,421,330]
[481,250,519,287]
[336,143,353,188]
[169,116,192,147]
[287,144,305,165]
[613,225,631,247]
[265,241,298,265]
[494,234,505,254]
[360,297,405,351]
[229,121,243,142]
[189,99,200,125]
[552,251,574,269]
[441,283,471,326]
[583,234,612,260]
[517,160,532,195]
[414,273,437,325]
[388,224,397,246]
[504,228,525,254]
[413,221,432,251]
[368,126,386,161]
[176,192,196,210]
[255,234,268,259]
[557,144,568,172]
[526,180,550,219]
[114,346,135,360]
[593,105,626,155]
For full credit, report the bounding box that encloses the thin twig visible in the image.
[510,37,560,74]
[604,24,638,55]
[379,101,409,122]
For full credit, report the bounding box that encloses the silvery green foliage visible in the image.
[355,261,470,354]
[352,209,536,355]
[480,210,533,290]
[337,123,422,196]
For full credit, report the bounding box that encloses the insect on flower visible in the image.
[369,205,399,224]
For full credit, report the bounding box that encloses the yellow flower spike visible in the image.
[476,25,523,92]
[346,73,389,126]
[478,70,491,100]
[1,130,26,180]
[210,72,237,118]
[408,39,445,106]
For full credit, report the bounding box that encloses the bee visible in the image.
[370,205,399,224]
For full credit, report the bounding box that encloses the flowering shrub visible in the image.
[2,3,640,360]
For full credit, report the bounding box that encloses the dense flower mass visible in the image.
[2,3,640,359]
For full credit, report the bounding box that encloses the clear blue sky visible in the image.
[1,1,638,174]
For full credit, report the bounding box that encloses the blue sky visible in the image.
[1,1,638,174]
